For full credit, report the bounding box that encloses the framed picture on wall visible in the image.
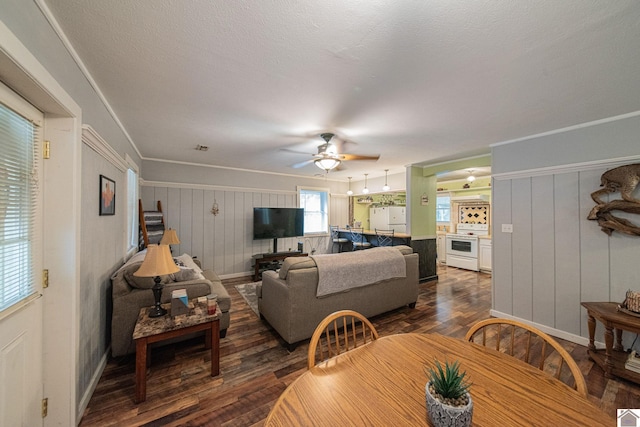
[99,175,115,215]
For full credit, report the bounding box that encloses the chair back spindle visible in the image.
[465,318,588,397]
[308,310,379,369]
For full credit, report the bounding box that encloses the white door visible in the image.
[0,82,44,427]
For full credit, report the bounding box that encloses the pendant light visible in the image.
[346,177,353,195]
[467,169,476,182]
[362,174,369,194]
[382,169,390,191]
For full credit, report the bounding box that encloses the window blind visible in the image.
[299,188,329,234]
[0,103,39,312]
[127,168,138,251]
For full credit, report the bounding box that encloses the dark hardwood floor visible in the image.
[80,266,640,426]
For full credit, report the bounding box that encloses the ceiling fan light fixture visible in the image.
[314,157,341,171]
[382,169,390,191]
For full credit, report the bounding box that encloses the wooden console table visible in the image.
[252,251,307,281]
[582,301,640,384]
[133,300,220,403]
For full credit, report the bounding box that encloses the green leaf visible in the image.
[426,359,471,399]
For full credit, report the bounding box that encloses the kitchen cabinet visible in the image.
[436,233,446,265]
[479,238,492,272]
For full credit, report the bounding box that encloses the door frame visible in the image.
[0,20,82,426]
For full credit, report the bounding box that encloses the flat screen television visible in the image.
[253,207,304,253]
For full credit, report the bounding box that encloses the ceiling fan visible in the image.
[288,133,380,172]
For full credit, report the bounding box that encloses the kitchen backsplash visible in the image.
[459,204,489,225]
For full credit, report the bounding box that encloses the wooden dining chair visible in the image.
[465,318,588,397]
[349,227,372,250]
[375,228,394,247]
[308,310,379,369]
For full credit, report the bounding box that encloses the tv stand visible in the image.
[251,251,307,282]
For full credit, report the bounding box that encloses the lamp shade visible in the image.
[133,244,180,277]
[315,158,341,171]
[160,228,180,245]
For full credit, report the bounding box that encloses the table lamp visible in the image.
[134,244,180,317]
[160,228,180,247]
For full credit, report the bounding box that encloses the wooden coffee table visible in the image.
[132,299,220,403]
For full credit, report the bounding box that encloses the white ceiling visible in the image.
[43,0,640,180]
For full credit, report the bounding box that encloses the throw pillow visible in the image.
[171,267,202,282]
[176,253,203,272]
[123,262,173,289]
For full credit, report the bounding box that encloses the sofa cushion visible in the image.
[279,257,316,279]
[122,261,174,289]
[395,245,413,255]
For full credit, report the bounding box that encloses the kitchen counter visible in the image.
[338,229,411,240]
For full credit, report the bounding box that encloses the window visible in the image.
[0,101,40,312]
[126,162,139,253]
[436,195,451,223]
[298,187,329,234]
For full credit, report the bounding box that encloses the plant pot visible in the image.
[425,382,473,427]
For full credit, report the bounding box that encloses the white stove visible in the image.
[445,224,489,271]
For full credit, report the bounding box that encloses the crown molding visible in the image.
[82,125,127,172]
[492,154,640,181]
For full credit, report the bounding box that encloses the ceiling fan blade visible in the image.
[280,148,314,155]
[341,153,380,161]
[292,159,315,168]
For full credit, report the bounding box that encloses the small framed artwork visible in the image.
[99,175,115,215]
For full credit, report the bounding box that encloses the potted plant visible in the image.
[424,359,473,427]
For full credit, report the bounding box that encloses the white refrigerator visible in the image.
[369,206,406,233]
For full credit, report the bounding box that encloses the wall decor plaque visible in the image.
[588,163,640,236]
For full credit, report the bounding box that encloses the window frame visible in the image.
[125,154,139,256]
[297,186,330,236]
[436,193,452,224]
[0,85,44,315]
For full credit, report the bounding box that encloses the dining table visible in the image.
[265,333,614,426]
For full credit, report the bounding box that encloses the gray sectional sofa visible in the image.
[257,245,419,350]
[110,251,230,357]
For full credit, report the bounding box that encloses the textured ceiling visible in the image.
[44,0,640,180]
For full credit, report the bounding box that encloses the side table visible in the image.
[581,301,640,384]
[132,299,220,403]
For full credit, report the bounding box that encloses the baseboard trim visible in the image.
[489,310,604,349]
[77,346,110,421]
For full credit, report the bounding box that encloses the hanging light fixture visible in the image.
[467,169,476,182]
[382,169,390,191]
[362,173,369,194]
[314,157,341,171]
[346,177,353,195]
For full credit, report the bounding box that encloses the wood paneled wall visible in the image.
[79,137,127,413]
[141,184,349,276]
[492,166,640,345]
